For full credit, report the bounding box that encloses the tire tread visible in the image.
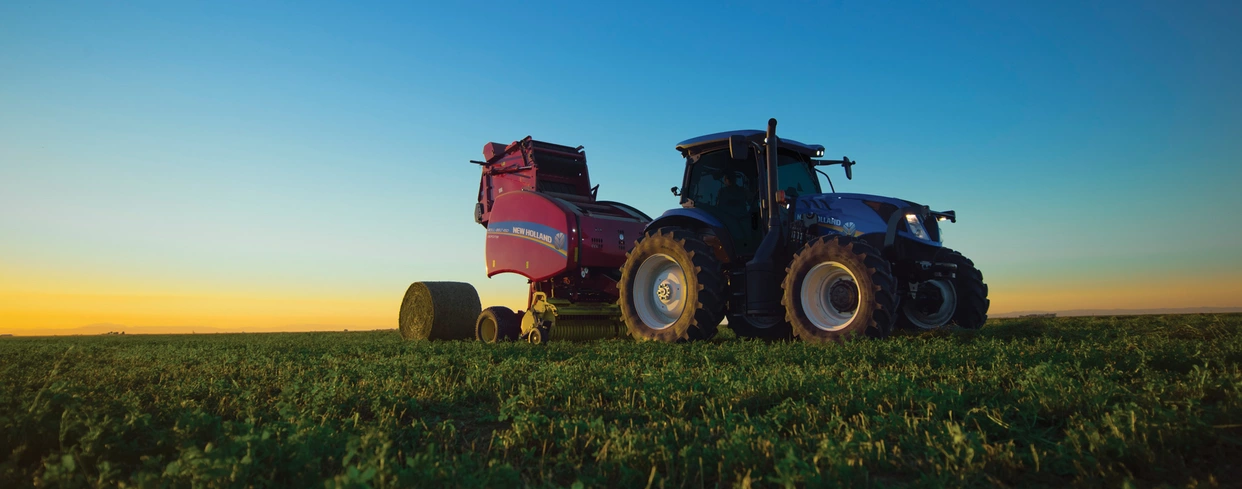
[781,235,896,342]
[619,228,725,342]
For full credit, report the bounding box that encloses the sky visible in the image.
[2,1,1240,335]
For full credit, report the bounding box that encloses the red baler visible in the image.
[471,137,650,341]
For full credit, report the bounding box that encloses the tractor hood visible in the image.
[795,192,919,216]
[792,192,950,247]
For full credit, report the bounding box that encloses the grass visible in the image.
[2,314,1240,488]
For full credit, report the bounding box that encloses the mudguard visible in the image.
[644,208,737,258]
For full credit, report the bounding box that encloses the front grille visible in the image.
[790,220,810,248]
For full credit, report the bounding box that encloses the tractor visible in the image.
[618,118,989,343]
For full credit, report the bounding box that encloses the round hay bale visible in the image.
[398,281,481,341]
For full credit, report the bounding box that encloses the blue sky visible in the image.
[2,1,1240,331]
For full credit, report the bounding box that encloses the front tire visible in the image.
[895,249,989,330]
[782,235,897,343]
[944,249,989,329]
[619,228,725,342]
[896,279,958,330]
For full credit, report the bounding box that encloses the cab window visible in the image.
[685,151,754,207]
[777,153,819,195]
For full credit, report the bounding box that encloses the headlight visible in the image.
[905,214,929,240]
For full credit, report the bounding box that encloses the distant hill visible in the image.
[7,308,1241,336]
[994,306,1242,318]
[5,323,391,337]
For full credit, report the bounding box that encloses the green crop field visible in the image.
[2,315,1240,488]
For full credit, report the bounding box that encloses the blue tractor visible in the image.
[618,119,989,343]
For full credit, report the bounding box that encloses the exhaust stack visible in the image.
[763,118,779,230]
[745,118,787,317]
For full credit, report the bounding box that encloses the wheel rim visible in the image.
[800,261,860,332]
[479,317,497,342]
[903,280,957,329]
[632,253,687,330]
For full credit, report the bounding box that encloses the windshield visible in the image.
[777,153,820,196]
[684,150,820,207]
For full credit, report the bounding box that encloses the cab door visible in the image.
[684,150,762,256]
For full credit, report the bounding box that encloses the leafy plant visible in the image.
[2,314,1240,487]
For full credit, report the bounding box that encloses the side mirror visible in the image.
[729,135,750,160]
[670,186,680,196]
[814,157,856,180]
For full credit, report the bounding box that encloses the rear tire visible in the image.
[619,228,725,342]
[781,235,896,343]
[476,306,520,342]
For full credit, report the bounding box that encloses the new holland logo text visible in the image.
[487,221,568,257]
[802,214,845,227]
[800,214,860,236]
[512,225,554,245]
[817,215,842,226]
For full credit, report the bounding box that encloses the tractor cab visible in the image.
[674,130,825,255]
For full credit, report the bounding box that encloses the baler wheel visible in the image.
[781,235,896,343]
[476,306,521,342]
[619,227,725,342]
[527,327,549,345]
[398,281,481,341]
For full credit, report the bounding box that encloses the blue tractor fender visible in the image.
[643,208,737,260]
